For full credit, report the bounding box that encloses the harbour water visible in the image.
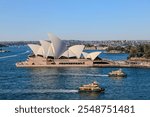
[0,46,150,100]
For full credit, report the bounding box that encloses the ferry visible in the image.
[79,81,105,92]
[108,69,127,77]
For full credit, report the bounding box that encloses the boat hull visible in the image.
[108,74,127,77]
[78,88,105,92]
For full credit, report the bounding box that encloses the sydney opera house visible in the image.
[16,33,103,67]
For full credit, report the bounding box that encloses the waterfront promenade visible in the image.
[93,60,150,68]
[16,59,150,68]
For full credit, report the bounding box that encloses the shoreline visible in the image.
[16,60,150,68]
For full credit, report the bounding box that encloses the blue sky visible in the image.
[0,0,150,41]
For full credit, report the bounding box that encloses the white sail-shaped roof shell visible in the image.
[28,33,100,61]
[86,52,101,60]
[40,40,54,58]
[82,52,88,58]
[47,43,55,57]
[28,44,44,56]
[48,33,67,58]
[37,46,44,56]
[61,50,76,58]
[69,45,85,58]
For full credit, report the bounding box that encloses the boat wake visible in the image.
[0,51,29,59]
[0,54,17,59]
[57,73,108,77]
[1,89,78,94]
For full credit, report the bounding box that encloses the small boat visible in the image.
[108,69,127,77]
[79,81,105,92]
[0,49,10,53]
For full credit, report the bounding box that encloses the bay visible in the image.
[0,46,150,100]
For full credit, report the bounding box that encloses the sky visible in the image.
[0,0,150,41]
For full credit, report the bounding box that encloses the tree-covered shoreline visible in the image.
[128,44,150,59]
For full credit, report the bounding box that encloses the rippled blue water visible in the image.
[0,46,150,100]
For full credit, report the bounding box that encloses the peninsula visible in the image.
[16,33,150,68]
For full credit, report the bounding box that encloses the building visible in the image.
[16,33,103,67]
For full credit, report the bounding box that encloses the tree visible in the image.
[144,44,150,58]
[129,47,138,57]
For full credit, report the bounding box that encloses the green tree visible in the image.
[129,47,138,57]
[144,44,150,58]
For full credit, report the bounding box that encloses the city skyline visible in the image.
[0,0,150,41]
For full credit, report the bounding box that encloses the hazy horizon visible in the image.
[0,0,150,41]
[0,39,150,42]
